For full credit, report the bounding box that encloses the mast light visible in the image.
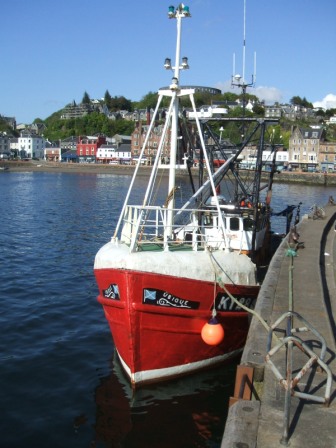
[181,57,189,69]
[164,58,172,70]
[168,5,175,17]
[168,4,191,18]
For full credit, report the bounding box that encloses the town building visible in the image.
[96,143,131,164]
[318,141,336,172]
[264,104,318,122]
[60,136,78,152]
[187,104,228,119]
[326,115,336,126]
[288,126,323,172]
[264,105,282,119]
[13,132,45,159]
[61,150,78,163]
[45,140,62,162]
[77,135,106,163]
[238,144,288,170]
[131,122,172,165]
[0,132,11,158]
[61,101,93,119]
[111,134,132,146]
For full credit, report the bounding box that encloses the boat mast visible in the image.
[165,4,191,235]
[231,0,256,129]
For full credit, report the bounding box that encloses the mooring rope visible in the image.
[207,249,274,336]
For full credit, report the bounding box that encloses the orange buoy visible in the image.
[201,317,224,345]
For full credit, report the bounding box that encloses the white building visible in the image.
[187,105,228,119]
[17,133,45,159]
[96,143,131,164]
[239,146,289,169]
[262,150,289,165]
[326,115,336,125]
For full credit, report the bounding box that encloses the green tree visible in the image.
[252,104,264,116]
[82,91,91,104]
[104,90,112,110]
[221,92,239,102]
[134,92,158,110]
[290,95,313,108]
[325,108,336,118]
[290,96,302,106]
[315,109,325,118]
[0,117,18,136]
[109,95,132,111]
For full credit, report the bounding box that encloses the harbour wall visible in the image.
[3,161,336,185]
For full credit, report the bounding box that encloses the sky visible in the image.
[1,0,335,124]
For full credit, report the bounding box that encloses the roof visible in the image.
[298,127,324,139]
[118,143,131,151]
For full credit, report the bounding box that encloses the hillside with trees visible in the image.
[34,89,336,146]
[42,90,265,141]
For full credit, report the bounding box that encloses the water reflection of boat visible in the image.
[94,4,278,386]
[93,353,236,447]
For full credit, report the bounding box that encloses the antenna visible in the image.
[231,0,256,92]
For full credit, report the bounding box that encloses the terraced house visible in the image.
[288,126,323,172]
[318,139,336,172]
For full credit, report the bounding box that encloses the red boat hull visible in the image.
[95,267,259,385]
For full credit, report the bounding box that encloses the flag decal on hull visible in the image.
[143,288,200,309]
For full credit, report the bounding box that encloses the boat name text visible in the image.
[143,288,200,309]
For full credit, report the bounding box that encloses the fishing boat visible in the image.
[94,4,278,386]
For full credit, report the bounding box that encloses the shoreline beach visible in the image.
[0,161,153,175]
[1,160,336,185]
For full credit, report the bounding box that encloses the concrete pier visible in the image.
[222,203,336,447]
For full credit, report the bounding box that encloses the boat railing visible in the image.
[119,204,229,252]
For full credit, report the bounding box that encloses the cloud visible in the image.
[253,86,282,104]
[215,80,233,92]
[313,94,336,110]
[216,80,282,104]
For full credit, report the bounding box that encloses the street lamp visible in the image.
[219,126,224,143]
